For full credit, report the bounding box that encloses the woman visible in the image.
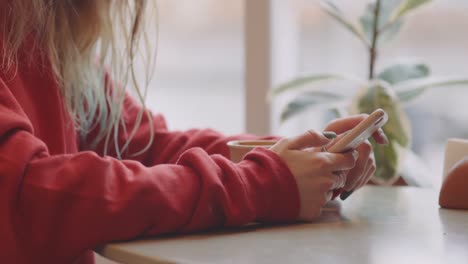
[0,1,387,263]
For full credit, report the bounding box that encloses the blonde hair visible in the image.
[0,0,157,159]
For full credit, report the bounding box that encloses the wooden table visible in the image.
[99,187,468,264]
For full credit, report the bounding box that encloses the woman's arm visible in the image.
[85,93,277,165]
[0,81,299,263]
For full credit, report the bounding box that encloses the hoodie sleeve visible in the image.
[0,80,299,263]
[85,93,279,166]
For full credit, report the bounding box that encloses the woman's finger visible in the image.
[358,159,376,189]
[332,171,347,189]
[374,128,389,145]
[350,159,372,191]
[324,114,368,134]
[325,114,389,145]
[318,151,359,172]
[287,130,332,150]
[343,141,372,191]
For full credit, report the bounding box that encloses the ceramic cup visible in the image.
[226,140,278,163]
[442,138,468,179]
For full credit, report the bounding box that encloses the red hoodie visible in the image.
[0,40,300,262]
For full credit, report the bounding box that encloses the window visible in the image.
[145,0,244,135]
[142,0,468,187]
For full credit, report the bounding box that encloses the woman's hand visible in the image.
[324,114,389,195]
[270,130,358,221]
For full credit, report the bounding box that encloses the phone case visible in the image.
[327,109,388,153]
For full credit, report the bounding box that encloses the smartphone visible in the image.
[326,109,388,153]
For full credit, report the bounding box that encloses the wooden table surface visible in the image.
[100,187,468,264]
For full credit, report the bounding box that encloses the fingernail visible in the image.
[323,131,337,139]
[340,190,354,200]
[380,131,390,145]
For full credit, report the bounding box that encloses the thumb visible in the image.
[287,130,334,150]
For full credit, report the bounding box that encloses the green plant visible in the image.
[272,0,468,185]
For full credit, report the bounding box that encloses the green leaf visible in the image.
[395,78,468,103]
[320,0,369,46]
[356,80,411,147]
[272,73,361,97]
[371,140,401,184]
[359,1,404,44]
[379,19,404,43]
[392,0,432,21]
[280,91,347,122]
[377,63,430,85]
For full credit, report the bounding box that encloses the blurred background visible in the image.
[142,0,468,188]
